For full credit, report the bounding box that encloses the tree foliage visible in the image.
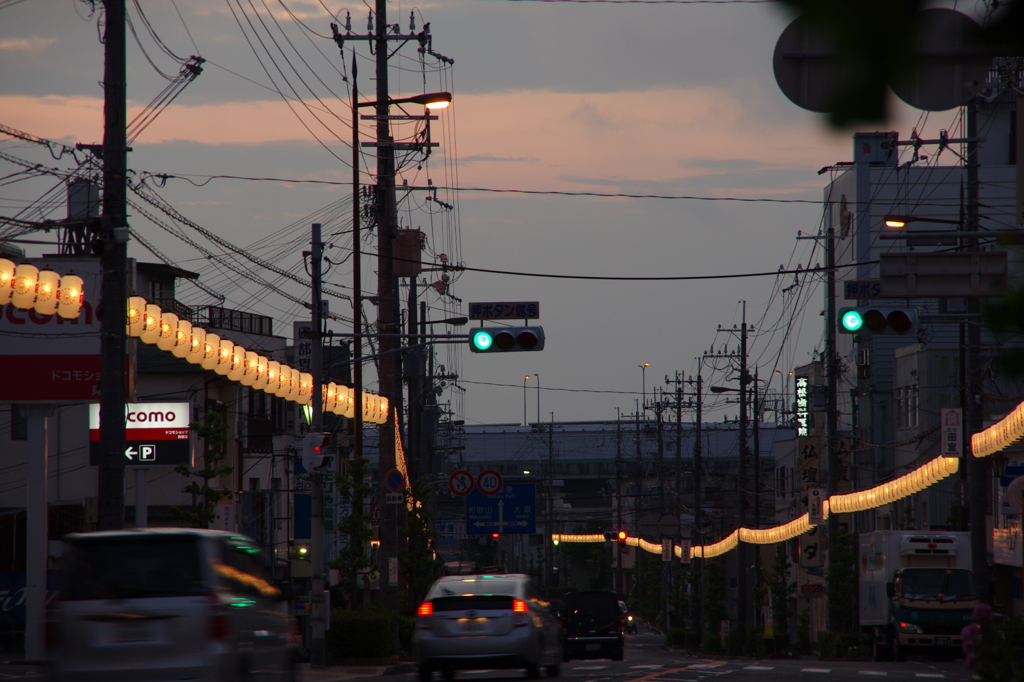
[168,409,232,528]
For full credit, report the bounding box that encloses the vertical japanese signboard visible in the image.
[795,376,809,436]
[942,408,963,457]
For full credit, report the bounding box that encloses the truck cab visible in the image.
[859,531,977,661]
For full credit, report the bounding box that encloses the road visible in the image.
[358,630,974,682]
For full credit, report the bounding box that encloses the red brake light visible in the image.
[418,602,434,616]
[513,599,527,613]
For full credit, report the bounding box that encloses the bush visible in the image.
[666,628,701,649]
[326,608,398,659]
[817,631,869,659]
[398,615,415,654]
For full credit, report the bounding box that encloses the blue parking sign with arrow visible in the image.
[465,484,536,535]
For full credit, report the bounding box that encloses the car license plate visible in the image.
[115,622,153,643]
[586,643,600,651]
[462,619,486,633]
[935,637,950,646]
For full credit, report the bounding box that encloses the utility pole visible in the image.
[309,223,326,667]
[965,100,989,602]
[546,414,555,586]
[349,52,366,609]
[616,411,623,597]
[737,304,749,647]
[98,0,128,532]
[693,372,704,651]
[825,224,841,632]
[635,403,644,601]
[753,367,760,531]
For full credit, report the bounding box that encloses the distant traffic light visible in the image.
[838,307,917,336]
[616,531,628,544]
[469,327,545,353]
[301,431,330,471]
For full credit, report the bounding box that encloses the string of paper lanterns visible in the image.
[126,296,388,424]
[0,258,85,319]
[550,454,961,561]
[971,401,1024,458]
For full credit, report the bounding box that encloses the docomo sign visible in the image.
[89,402,191,433]
[126,295,388,425]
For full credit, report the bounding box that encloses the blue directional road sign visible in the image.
[465,484,536,535]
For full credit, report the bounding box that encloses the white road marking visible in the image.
[576,667,608,671]
[744,666,774,671]
[915,675,944,679]
[859,672,887,676]
[630,665,665,669]
[801,669,832,674]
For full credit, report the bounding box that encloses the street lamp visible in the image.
[639,363,650,410]
[523,375,530,426]
[883,214,960,229]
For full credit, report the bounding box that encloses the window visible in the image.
[896,388,905,429]
[910,384,919,428]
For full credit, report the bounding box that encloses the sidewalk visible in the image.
[298,661,417,681]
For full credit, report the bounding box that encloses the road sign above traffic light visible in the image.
[468,326,545,353]
[838,307,918,336]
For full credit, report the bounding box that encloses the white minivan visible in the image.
[49,528,300,682]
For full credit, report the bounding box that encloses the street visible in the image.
[350,631,973,682]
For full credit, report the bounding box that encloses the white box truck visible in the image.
[859,531,977,661]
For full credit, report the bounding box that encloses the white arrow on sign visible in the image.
[125,447,137,460]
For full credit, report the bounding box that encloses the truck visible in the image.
[859,531,977,662]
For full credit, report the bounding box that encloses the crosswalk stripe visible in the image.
[915,674,944,679]
[744,666,775,671]
[859,672,887,676]
[801,668,831,673]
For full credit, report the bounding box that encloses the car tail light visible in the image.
[418,602,434,616]
[513,599,527,613]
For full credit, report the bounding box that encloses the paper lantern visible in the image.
[227,346,247,382]
[156,312,179,352]
[200,333,221,370]
[0,258,14,305]
[265,361,282,395]
[186,326,206,364]
[140,304,162,344]
[11,263,39,309]
[34,269,60,315]
[214,339,235,376]
[240,351,259,387]
[56,274,84,320]
[253,356,269,390]
[127,296,147,336]
[171,320,192,358]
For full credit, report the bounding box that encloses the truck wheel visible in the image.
[892,637,906,662]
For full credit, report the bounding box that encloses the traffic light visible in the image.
[603,531,613,547]
[838,307,917,336]
[468,327,545,353]
[301,431,329,471]
[616,531,628,544]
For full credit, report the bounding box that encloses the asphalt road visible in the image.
[370,630,974,682]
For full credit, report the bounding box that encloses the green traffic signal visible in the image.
[472,330,494,351]
[841,310,864,332]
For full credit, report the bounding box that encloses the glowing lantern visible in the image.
[240,351,259,386]
[324,383,338,413]
[227,346,247,382]
[0,258,14,305]
[172,320,193,358]
[127,296,147,336]
[284,368,300,401]
[200,332,221,370]
[34,269,60,315]
[56,273,85,320]
[140,304,162,344]
[253,356,269,390]
[156,312,179,351]
[297,373,313,406]
[337,385,355,418]
[265,361,282,395]
[186,326,206,364]
[214,339,235,376]
[12,263,39,310]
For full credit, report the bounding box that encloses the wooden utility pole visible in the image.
[98,0,128,532]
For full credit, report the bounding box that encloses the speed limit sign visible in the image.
[477,469,503,496]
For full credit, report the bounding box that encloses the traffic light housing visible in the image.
[301,431,329,471]
[838,307,917,336]
[616,531,628,544]
[469,327,545,353]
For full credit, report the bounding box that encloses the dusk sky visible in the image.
[0,0,969,426]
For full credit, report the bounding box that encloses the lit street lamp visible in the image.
[638,363,650,409]
[523,375,530,426]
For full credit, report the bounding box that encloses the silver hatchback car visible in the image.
[49,528,300,682]
[413,574,562,682]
